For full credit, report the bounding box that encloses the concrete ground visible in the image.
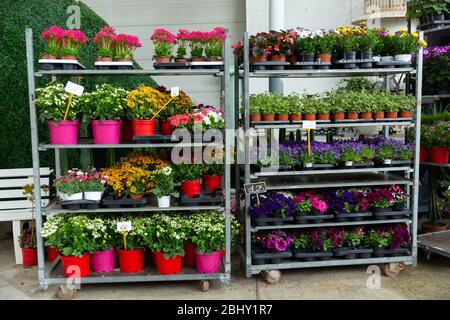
[1,239,449,300]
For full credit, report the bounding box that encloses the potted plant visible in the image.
[428,121,450,164]
[422,168,449,233]
[274,93,290,121]
[202,163,224,193]
[420,124,431,162]
[188,31,206,62]
[357,28,378,61]
[390,185,407,211]
[157,86,193,135]
[392,30,426,63]
[93,26,116,61]
[328,91,346,120]
[315,95,331,120]
[89,217,115,273]
[302,95,317,120]
[333,227,372,259]
[287,94,303,121]
[359,91,374,119]
[372,92,386,119]
[343,91,360,120]
[368,188,394,213]
[40,25,63,59]
[113,33,142,62]
[266,31,294,62]
[249,33,271,62]
[19,224,37,267]
[58,29,88,60]
[261,230,293,253]
[204,27,226,61]
[54,169,106,202]
[150,28,176,63]
[175,29,190,63]
[249,192,296,225]
[35,83,80,145]
[398,94,416,118]
[249,94,262,122]
[115,217,146,273]
[259,93,276,121]
[127,86,167,136]
[151,166,178,208]
[296,28,316,62]
[315,30,336,63]
[174,163,204,198]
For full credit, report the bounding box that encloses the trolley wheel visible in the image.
[381,263,404,278]
[200,280,210,292]
[261,270,282,284]
[56,285,77,300]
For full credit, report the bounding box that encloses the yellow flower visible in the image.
[418,39,428,47]
[412,32,419,38]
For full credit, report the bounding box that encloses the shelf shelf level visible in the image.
[251,120,413,130]
[36,69,224,77]
[39,142,224,150]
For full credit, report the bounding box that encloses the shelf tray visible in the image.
[246,67,415,78]
[251,119,413,130]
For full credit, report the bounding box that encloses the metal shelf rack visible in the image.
[235,31,423,279]
[25,28,232,292]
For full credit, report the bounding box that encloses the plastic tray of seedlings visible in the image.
[302,163,336,171]
[333,59,375,69]
[94,61,134,70]
[373,209,411,220]
[252,216,295,227]
[372,247,410,257]
[58,199,102,210]
[294,214,334,224]
[153,62,189,70]
[333,247,373,259]
[377,159,412,168]
[251,61,291,71]
[102,196,148,208]
[251,120,290,126]
[341,161,375,169]
[334,211,373,222]
[188,61,224,70]
[374,60,412,68]
[292,249,333,261]
[252,248,293,265]
[39,59,85,71]
[179,188,224,206]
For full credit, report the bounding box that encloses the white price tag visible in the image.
[117,221,132,232]
[65,81,84,96]
[384,159,392,165]
[305,162,313,168]
[345,161,353,167]
[170,87,180,97]
[302,121,317,129]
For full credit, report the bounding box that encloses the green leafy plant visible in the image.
[357,29,379,52]
[339,35,359,52]
[147,214,186,258]
[296,199,312,215]
[151,166,179,198]
[302,95,317,114]
[204,163,224,176]
[315,95,331,114]
[316,33,336,54]
[297,36,316,54]
[340,148,362,163]
[287,94,304,114]
[343,228,364,247]
[173,163,204,182]
[376,145,395,161]
[80,84,128,120]
[363,229,392,249]
[341,78,373,92]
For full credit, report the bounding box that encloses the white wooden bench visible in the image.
[0,168,50,264]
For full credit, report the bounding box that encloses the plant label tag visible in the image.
[244,182,267,195]
[117,221,132,232]
[345,161,353,167]
[305,162,313,168]
[65,81,84,96]
[384,159,392,165]
[302,121,316,129]
[170,87,180,97]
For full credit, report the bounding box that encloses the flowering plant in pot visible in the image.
[287,94,304,121]
[249,94,262,122]
[328,90,346,120]
[188,31,207,61]
[396,94,416,118]
[175,29,190,62]
[390,185,407,211]
[40,25,63,59]
[261,230,293,252]
[113,33,142,61]
[302,95,317,120]
[156,86,192,135]
[314,95,331,120]
[35,83,80,144]
[257,93,277,121]
[249,192,296,220]
[88,217,116,273]
[310,228,336,252]
[80,84,128,144]
[19,224,37,267]
[59,29,88,60]
[428,121,450,164]
[127,86,167,136]
[204,27,227,61]
[151,166,179,208]
[173,163,204,198]
[315,30,336,62]
[368,188,394,212]
[54,169,106,201]
[356,28,379,59]
[327,190,370,217]
[392,30,426,62]
[294,27,316,61]
[343,227,366,249]
[202,162,224,193]
[93,26,116,61]
[150,28,176,63]
[266,30,296,61]
[249,33,271,62]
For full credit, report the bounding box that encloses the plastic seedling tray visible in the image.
[253,216,294,226]
[342,161,374,169]
[153,62,189,70]
[373,210,411,220]
[179,190,224,206]
[58,199,101,210]
[95,61,134,70]
[333,247,373,259]
[375,60,412,68]
[39,59,85,71]
[252,249,293,265]
[373,247,410,257]
[302,163,335,171]
[188,61,224,70]
[252,120,290,125]
[294,214,334,224]
[251,61,290,71]
[332,119,374,123]
[292,249,333,261]
[334,211,372,222]
[102,196,148,208]
[378,159,412,168]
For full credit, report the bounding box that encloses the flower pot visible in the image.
[59,192,83,201]
[115,58,132,62]
[394,54,412,63]
[97,57,113,62]
[346,112,358,120]
[47,247,59,262]
[84,191,103,201]
[303,113,316,120]
[118,249,144,273]
[129,193,144,200]
[332,113,345,121]
[195,250,222,274]
[359,112,372,119]
[302,53,315,62]
[381,56,394,62]
[154,251,182,275]
[121,120,134,142]
[317,113,330,120]
[208,57,223,61]
[319,53,332,63]
[131,119,156,136]
[287,55,298,64]
[191,57,205,62]
[61,56,77,60]
[361,51,372,60]
[180,179,201,198]
[60,253,90,278]
[399,111,413,118]
[420,146,429,162]
[157,195,171,208]
[421,222,448,233]
[385,111,398,118]
[429,147,449,164]
[159,120,173,136]
[269,54,286,62]
[290,114,302,121]
[175,58,188,63]
[373,112,385,119]
[262,114,275,121]
[91,120,122,144]
[276,114,289,121]
[91,249,115,273]
[250,114,262,122]
[41,54,56,59]
[22,248,37,267]
[155,56,171,63]
[250,55,267,63]
[203,175,222,193]
[48,120,79,145]
[344,51,356,60]
[183,243,196,267]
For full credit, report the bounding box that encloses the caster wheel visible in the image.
[261,270,281,284]
[56,285,77,300]
[200,280,210,292]
[381,263,404,278]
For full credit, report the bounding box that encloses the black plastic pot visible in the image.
[252,249,293,265]
[102,196,148,208]
[303,163,335,171]
[292,249,333,261]
[59,199,102,210]
[430,14,445,22]
[373,247,410,257]
[419,15,428,25]
[333,247,373,259]
[342,161,374,169]
[392,202,405,211]
[294,214,334,224]
[253,216,294,226]
[373,209,411,220]
[334,211,372,222]
[344,51,356,60]
[302,53,315,62]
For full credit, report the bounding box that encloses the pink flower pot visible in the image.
[91,249,115,273]
[48,120,79,144]
[195,250,222,274]
[91,120,122,144]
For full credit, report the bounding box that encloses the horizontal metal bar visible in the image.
[420,162,450,168]
[423,25,450,36]
[251,219,412,231]
[36,69,224,77]
[253,121,413,130]
[252,167,413,178]
[246,68,415,79]
[39,142,223,150]
[251,256,413,274]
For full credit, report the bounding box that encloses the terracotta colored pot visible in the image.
[61,56,77,60]
[175,58,188,63]
[262,114,275,121]
[276,114,289,121]
[155,56,171,63]
[317,113,330,120]
[421,222,448,233]
[290,114,302,121]
[303,113,316,121]
[116,58,132,62]
[287,55,298,64]
[269,54,286,62]
[346,112,359,120]
[429,147,450,164]
[208,57,223,61]
[399,111,413,118]
[22,248,38,267]
[331,113,345,121]
[97,57,113,62]
[319,53,332,63]
[250,55,267,63]
[373,112,385,119]
[386,111,398,118]
[130,193,144,200]
[359,112,372,119]
[420,146,429,162]
[41,54,56,59]
[191,57,205,62]
[250,114,261,122]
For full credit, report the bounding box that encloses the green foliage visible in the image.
[287,94,304,114]
[146,214,186,258]
[392,34,419,55]
[340,148,363,163]
[204,163,224,176]
[296,199,312,214]
[339,35,359,52]
[341,78,373,92]
[297,37,315,54]
[343,230,362,247]
[35,82,80,121]
[357,30,379,52]
[363,230,392,249]
[0,0,157,169]
[315,33,336,54]
[173,163,204,182]
[376,145,395,161]
[80,84,128,120]
[151,167,179,198]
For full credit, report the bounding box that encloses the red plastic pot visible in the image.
[203,175,222,193]
[118,249,144,273]
[420,147,429,162]
[180,179,201,198]
[183,242,196,267]
[303,113,316,120]
[48,120,79,144]
[159,120,173,136]
[47,247,59,262]
[91,120,122,144]
[60,253,90,278]
[22,248,37,267]
[429,147,449,164]
[131,119,156,136]
[154,251,182,275]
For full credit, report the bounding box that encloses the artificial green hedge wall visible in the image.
[0,0,157,169]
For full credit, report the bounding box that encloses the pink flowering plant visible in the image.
[40,25,63,57]
[168,105,224,132]
[60,29,88,58]
[390,185,407,205]
[54,169,106,196]
[343,227,365,248]
[294,191,328,215]
[150,28,177,59]
[114,34,142,60]
[93,26,116,58]
[261,230,293,252]
[204,27,227,60]
[188,31,208,59]
[368,188,394,209]
[176,29,190,59]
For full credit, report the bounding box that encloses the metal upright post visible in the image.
[25,28,46,290]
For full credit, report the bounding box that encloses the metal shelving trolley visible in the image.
[25,28,232,296]
[235,31,424,280]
